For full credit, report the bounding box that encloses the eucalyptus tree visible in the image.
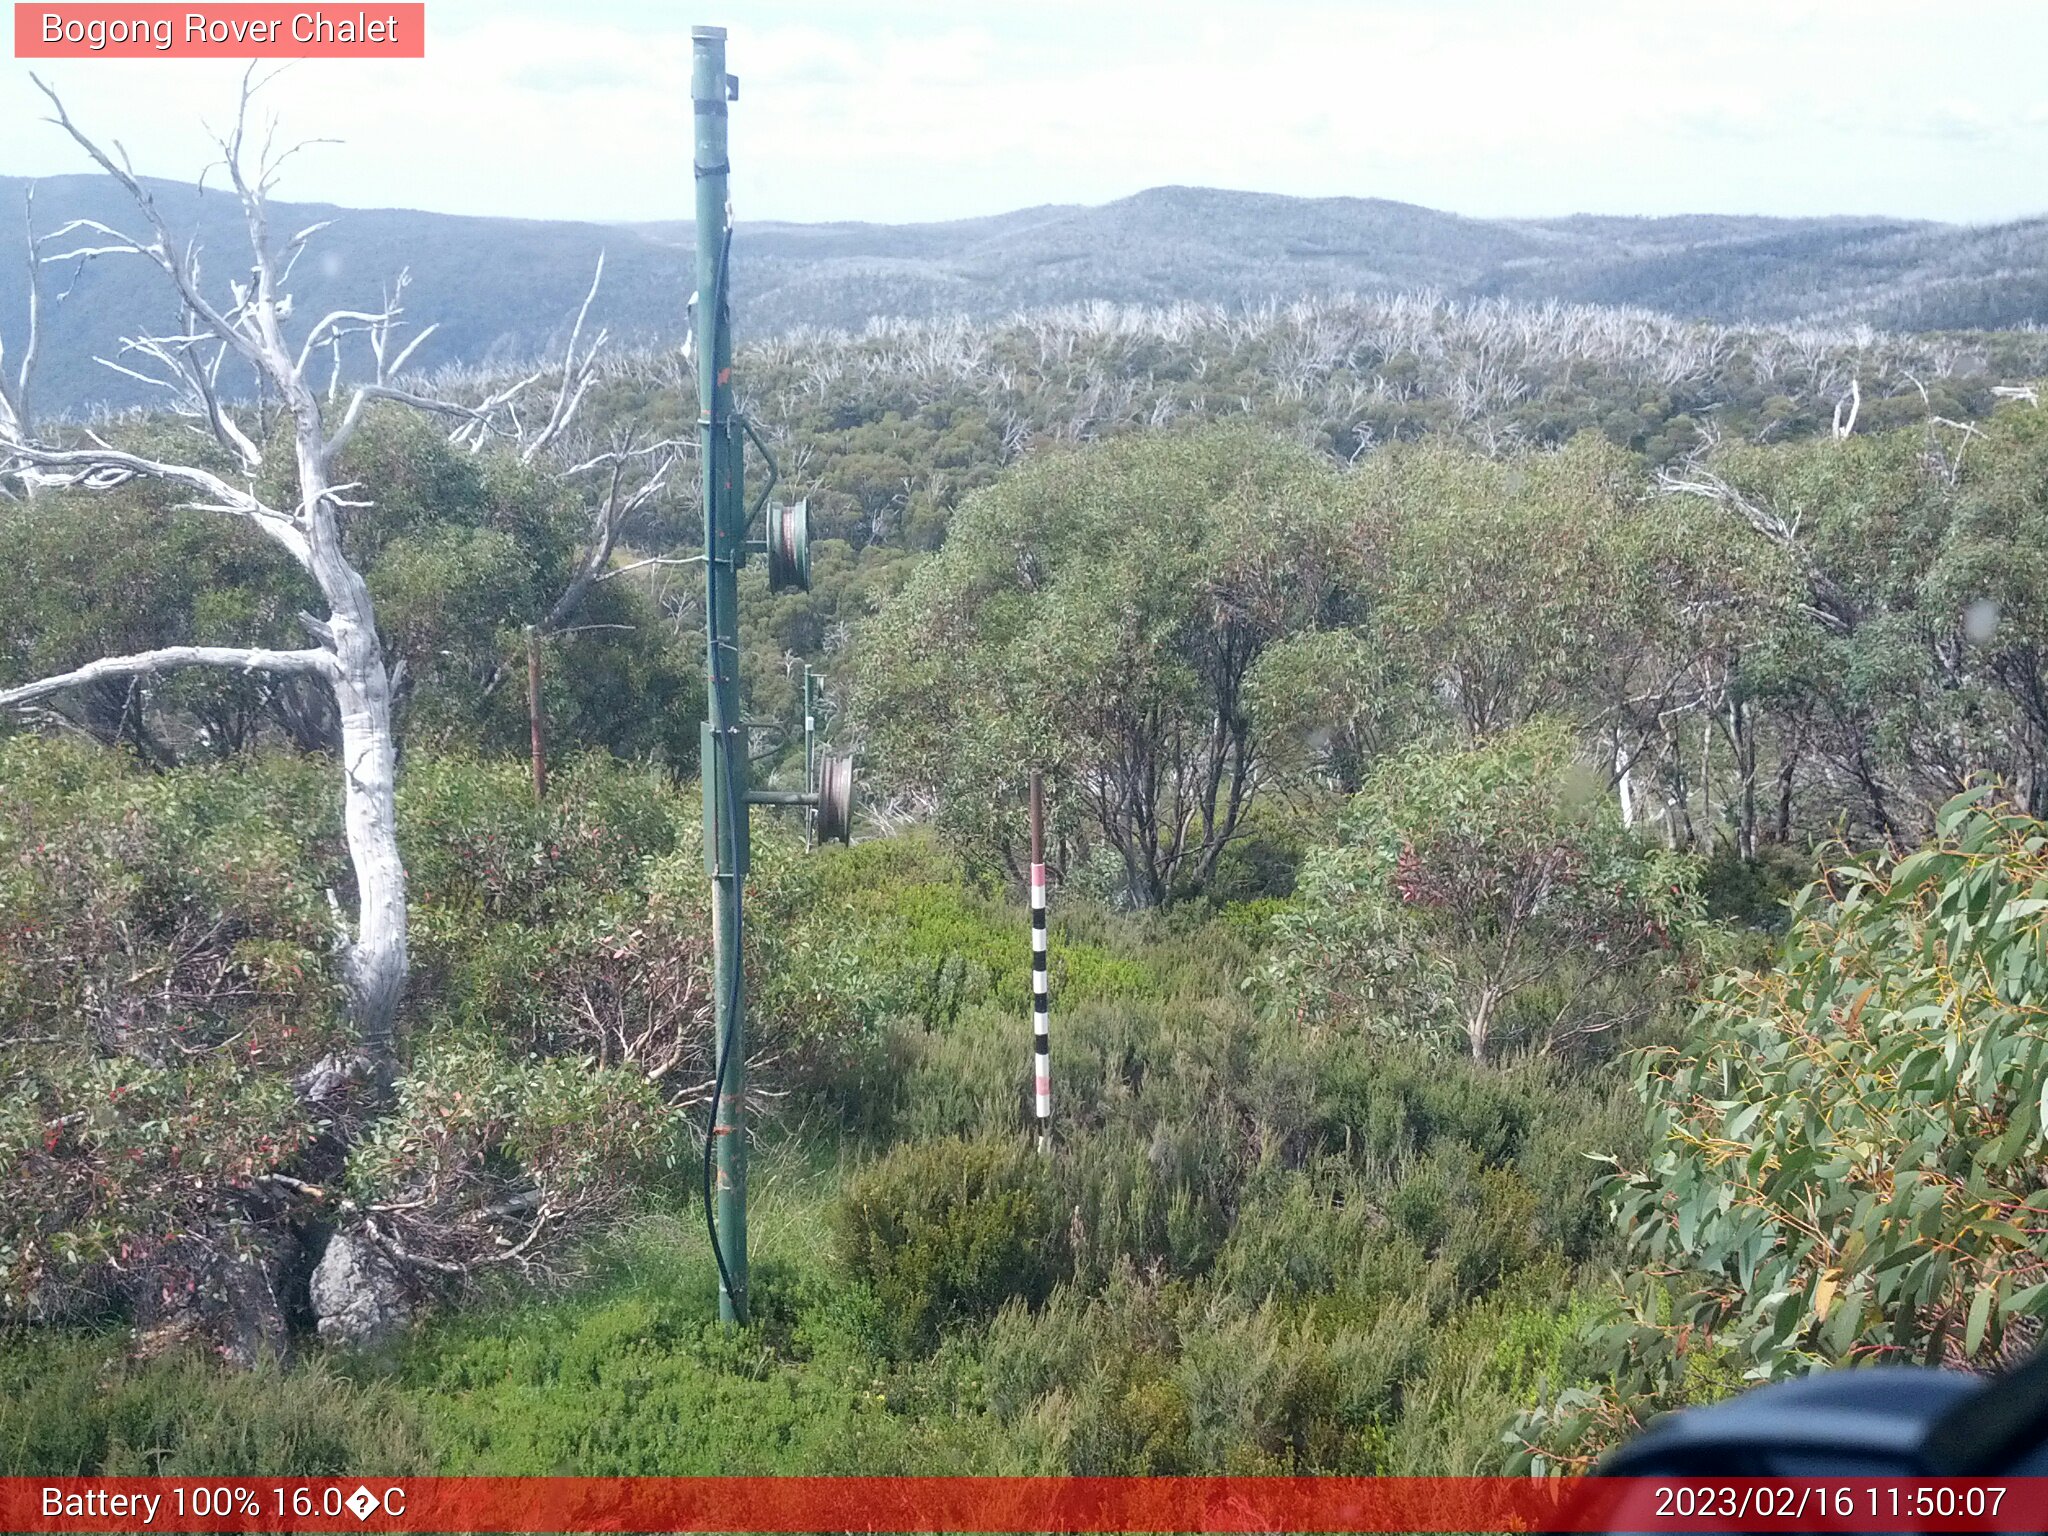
[1352,436,1671,741]
[1340,432,1761,846]
[1663,415,2048,841]
[1931,404,2048,817]
[1618,790,2048,1381]
[1245,626,1421,796]
[857,426,1350,905]
[1519,791,2048,1468]
[1265,723,1699,1063]
[0,78,566,1067]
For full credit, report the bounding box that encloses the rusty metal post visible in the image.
[525,624,547,804]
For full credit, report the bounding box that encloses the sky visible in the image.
[2,0,2046,228]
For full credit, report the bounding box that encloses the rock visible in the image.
[128,1236,292,1369]
[292,1052,360,1105]
[310,1231,410,1348]
[215,1253,292,1368]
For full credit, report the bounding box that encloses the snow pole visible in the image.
[1030,770,1051,1152]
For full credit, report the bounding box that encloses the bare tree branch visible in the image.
[544,432,685,631]
[0,184,50,443]
[0,439,310,557]
[0,644,338,709]
[30,74,281,386]
[3,72,420,1063]
[520,254,607,465]
[2,76,663,1068]
[1660,457,1858,633]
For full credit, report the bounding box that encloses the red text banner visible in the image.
[14,4,425,58]
[3,1476,2047,1532]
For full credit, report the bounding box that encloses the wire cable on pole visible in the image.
[701,220,744,1321]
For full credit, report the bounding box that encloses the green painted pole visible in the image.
[692,22,747,1326]
[804,666,817,851]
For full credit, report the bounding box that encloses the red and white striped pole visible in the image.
[1029,769,1051,1153]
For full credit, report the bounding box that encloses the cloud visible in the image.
[3,0,2048,224]
[1908,104,2003,143]
[507,59,646,95]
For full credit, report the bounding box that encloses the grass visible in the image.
[375,1141,990,1477]
[3,832,1636,1479]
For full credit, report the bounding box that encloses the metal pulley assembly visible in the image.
[744,673,854,847]
[813,752,854,845]
[766,498,810,593]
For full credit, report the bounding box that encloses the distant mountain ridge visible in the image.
[2,175,2043,416]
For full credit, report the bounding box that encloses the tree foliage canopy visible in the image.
[1518,789,2048,1467]
[1623,789,2048,1373]
[0,410,703,774]
[1266,724,1699,1061]
[857,427,1352,904]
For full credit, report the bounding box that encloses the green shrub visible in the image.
[1524,792,2048,1469]
[835,1136,1068,1355]
[981,1270,1199,1474]
[0,728,1635,1476]
[340,1042,677,1286]
[883,1004,1040,1144]
[401,1285,986,1475]
[1621,791,2048,1376]
[800,834,1160,1031]
[982,1267,1429,1474]
[399,752,680,927]
[1265,723,1698,1061]
[0,1332,429,1476]
[2,742,751,1354]
[1215,897,1289,951]
[1696,841,1812,931]
[0,739,348,1345]
[1202,827,1304,905]
[1213,1164,1411,1306]
[1061,1125,1240,1291]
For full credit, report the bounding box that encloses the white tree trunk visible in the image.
[293,400,408,1060]
[1467,986,1496,1063]
[1613,735,1637,828]
[323,548,408,1060]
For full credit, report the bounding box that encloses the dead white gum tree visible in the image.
[0,185,55,452]
[0,74,566,1069]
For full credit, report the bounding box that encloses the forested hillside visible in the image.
[9,171,2048,416]
[13,132,2048,1479]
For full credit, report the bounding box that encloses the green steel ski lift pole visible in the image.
[693,22,748,1326]
[693,22,850,1326]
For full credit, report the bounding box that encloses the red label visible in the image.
[14,4,425,57]
[0,1476,2044,1533]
